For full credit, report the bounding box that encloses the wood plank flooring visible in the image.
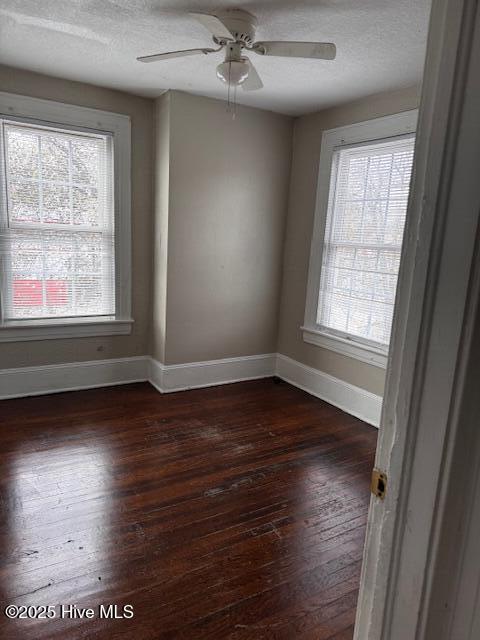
[0,379,377,639]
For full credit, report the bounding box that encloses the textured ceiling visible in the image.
[0,0,431,115]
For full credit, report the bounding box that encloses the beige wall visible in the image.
[277,85,422,395]
[154,91,293,365]
[0,65,154,369]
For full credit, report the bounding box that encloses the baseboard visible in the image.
[0,356,150,400]
[148,358,164,394]
[0,354,275,400]
[0,353,382,428]
[275,354,382,428]
[150,354,277,393]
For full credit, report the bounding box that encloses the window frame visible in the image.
[302,110,418,369]
[0,91,132,342]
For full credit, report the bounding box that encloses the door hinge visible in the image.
[371,468,387,499]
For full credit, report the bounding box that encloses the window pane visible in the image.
[6,128,39,179]
[5,124,108,229]
[72,138,100,184]
[8,180,40,223]
[73,186,99,227]
[42,183,71,224]
[2,122,115,320]
[7,230,114,319]
[41,135,69,181]
[318,135,415,347]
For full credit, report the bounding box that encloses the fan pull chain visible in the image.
[227,61,232,112]
[232,85,237,120]
[225,61,237,120]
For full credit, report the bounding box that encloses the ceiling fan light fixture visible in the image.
[216,60,249,86]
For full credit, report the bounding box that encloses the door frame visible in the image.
[354,0,480,637]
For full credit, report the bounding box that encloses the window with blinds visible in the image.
[317,134,415,348]
[0,120,115,322]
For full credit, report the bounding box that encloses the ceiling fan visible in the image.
[137,9,336,92]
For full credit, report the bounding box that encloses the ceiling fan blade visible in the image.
[137,48,217,63]
[253,41,336,60]
[242,58,264,91]
[189,12,235,41]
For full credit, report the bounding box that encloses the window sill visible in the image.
[301,326,388,369]
[0,318,134,342]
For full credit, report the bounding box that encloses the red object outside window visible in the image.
[13,280,69,306]
[13,280,42,306]
[46,280,69,305]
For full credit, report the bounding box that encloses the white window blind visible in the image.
[317,134,415,348]
[0,120,115,322]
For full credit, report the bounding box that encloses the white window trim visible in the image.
[303,109,418,370]
[0,91,132,342]
[301,325,389,368]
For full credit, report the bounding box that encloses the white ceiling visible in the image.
[0,1,431,116]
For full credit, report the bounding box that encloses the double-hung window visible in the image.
[303,111,417,368]
[0,92,132,341]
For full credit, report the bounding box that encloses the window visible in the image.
[303,111,417,368]
[319,136,415,344]
[3,122,114,319]
[0,92,132,341]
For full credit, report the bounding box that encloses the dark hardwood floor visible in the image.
[0,379,377,639]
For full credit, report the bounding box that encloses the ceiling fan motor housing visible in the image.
[212,9,258,46]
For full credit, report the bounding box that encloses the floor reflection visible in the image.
[1,440,112,606]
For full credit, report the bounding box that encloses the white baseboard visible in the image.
[0,354,275,401]
[148,357,164,394]
[0,352,382,428]
[0,356,149,400]
[150,353,276,393]
[275,353,382,428]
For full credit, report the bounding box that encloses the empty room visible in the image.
[1,1,480,639]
